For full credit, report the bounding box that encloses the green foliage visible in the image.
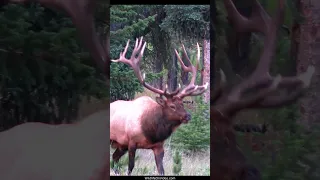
[262,104,300,131]
[235,105,320,179]
[172,150,182,175]
[255,106,320,180]
[161,5,210,40]
[110,5,156,101]
[262,127,320,180]
[0,4,107,129]
[110,63,143,102]
[171,97,210,152]
[135,166,150,175]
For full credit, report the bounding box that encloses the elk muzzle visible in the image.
[181,113,191,124]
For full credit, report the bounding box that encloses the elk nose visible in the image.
[185,113,191,121]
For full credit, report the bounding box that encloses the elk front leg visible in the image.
[127,143,137,176]
[152,145,165,175]
[112,148,128,175]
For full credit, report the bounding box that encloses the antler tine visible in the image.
[111,37,147,83]
[226,0,285,102]
[183,43,197,86]
[176,43,208,99]
[132,37,144,64]
[253,0,285,76]
[224,0,285,80]
[224,0,270,34]
[182,44,194,70]
[113,37,166,95]
[175,49,189,72]
[189,63,209,96]
[162,83,181,98]
[170,83,181,96]
[254,65,315,108]
[222,75,282,114]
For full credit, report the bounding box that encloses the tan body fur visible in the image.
[110,96,180,150]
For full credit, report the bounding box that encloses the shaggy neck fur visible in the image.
[140,104,182,144]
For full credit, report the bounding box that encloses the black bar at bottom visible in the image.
[111,176,210,180]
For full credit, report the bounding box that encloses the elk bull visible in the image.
[0,0,110,179]
[110,37,208,175]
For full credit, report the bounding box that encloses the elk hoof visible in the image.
[127,170,132,176]
[113,169,120,175]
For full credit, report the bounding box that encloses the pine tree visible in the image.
[173,150,182,175]
[171,97,210,152]
[0,3,108,129]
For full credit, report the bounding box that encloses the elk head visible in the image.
[211,0,315,179]
[112,37,208,124]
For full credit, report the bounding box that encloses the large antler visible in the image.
[3,0,110,77]
[211,0,315,179]
[214,0,315,116]
[111,37,180,97]
[175,43,209,99]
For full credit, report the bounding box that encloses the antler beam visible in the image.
[215,0,315,117]
[175,43,209,99]
[111,37,177,96]
[112,37,209,99]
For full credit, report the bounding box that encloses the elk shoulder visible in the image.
[110,96,181,149]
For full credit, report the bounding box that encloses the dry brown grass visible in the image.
[110,146,210,176]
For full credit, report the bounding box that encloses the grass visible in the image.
[110,146,210,176]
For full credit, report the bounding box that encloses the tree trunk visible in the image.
[150,6,170,90]
[203,39,210,103]
[210,0,216,87]
[153,58,164,90]
[296,0,320,128]
[167,52,178,92]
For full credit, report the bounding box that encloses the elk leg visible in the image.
[152,145,165,175]
[127,144,137,176]
[112,148,127,175]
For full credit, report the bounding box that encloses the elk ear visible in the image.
[156,96,166,107]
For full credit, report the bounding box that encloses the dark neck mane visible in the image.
[141,107,181,144]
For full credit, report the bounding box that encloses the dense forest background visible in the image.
[213,0,320,179]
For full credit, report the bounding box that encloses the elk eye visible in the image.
[169,105,176,110]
